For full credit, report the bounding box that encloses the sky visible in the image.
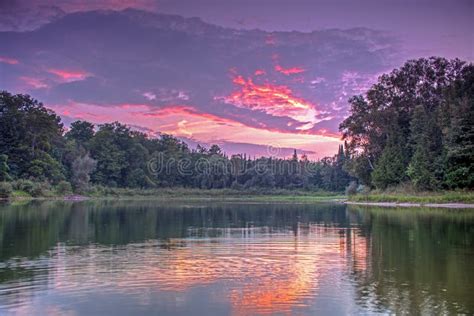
[0,0,472,159]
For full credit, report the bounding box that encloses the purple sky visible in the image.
[0,0,472,158]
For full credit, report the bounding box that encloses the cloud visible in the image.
[49,101,340,159]
[143,92,156,100]
[0,56,19,65]
[19,76,49,89]
[222,72,324,130]
[0,9,401,157]
[47,68,90,82]
[274,65,305,75]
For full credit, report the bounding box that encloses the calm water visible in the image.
[0,201,473,315]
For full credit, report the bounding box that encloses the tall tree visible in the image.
[406,105,443,190]
[443,65,474,188]
[0,91,64,182]
[0,154,11,181]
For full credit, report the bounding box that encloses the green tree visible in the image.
[66,120,95,148]
[443,65,474,188]
[0,91,64,181]
[0,154,11,181]
[340,58,470,189]
[372,136,406,190]
[406,105,442,190]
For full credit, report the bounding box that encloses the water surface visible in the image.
[0,201,473,315]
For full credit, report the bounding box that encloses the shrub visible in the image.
[56,181,72,195]
[357,184,371,195]
[12,179,35,193]
[0,182,13,199]
[345,181,358,196]
[30,182,52,197]
[230,181,243,190]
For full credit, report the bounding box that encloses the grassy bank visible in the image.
[86,187,344,202]
[1,184,344,202]
[3,180,473,205]
[348,191,474,204]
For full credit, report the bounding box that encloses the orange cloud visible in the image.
[48,68,90,81]
[254,69,266,76]
[274,64,305,75]
[0,56,19,65]
[223,74,320,130]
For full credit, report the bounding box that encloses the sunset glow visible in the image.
[51,102,341,158]
[43,227,369,315]
[224,74,322,131]
[274,64,305,75]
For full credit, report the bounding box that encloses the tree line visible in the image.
[0,92,352,194]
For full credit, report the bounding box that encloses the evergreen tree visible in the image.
[443,65,474,188]
[372,135,406,190]
[0,154,11,181]
[407,105,442,190]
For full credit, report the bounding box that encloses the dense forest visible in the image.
[340,57,473,190]
[0,57,472,196]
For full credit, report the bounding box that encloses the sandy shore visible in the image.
[345,201,474,209]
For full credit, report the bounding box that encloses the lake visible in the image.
[0,200,473,315]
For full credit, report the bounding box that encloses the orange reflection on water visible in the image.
[44,226,369,315]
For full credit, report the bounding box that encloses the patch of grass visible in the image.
[11,190,32,198]
[86,187,344,202]
[349,191,474,204]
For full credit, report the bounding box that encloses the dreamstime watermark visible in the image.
[147,144,320,178]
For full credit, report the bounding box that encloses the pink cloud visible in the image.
[19,76,49,89]
[274,64,305,75]
[49,101,340,159]
[223,73,321,130]
[0,56,19,65]
[47,68,90,81]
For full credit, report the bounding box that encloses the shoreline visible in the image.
[3,194,346,203]
[4,195,474,208]
[345,201,474,209]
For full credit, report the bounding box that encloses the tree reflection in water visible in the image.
[0,201,472,314]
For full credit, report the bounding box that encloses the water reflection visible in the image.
[0,201,472,315]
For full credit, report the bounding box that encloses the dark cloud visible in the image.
[0,9,400,136]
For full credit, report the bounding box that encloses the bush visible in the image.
[357,184,371,195]
[12,179,35,193]
[56,181,72,195]
[0,182,13,198]
[11,180,53,197]
[345,181,358,196]
[30,182,52,197]
[230,181,243,190]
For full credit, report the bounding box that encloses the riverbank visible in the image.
[346,201,474,209]
[3,187,345,203]
[348,191,474,204]
[3,185,474,207]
